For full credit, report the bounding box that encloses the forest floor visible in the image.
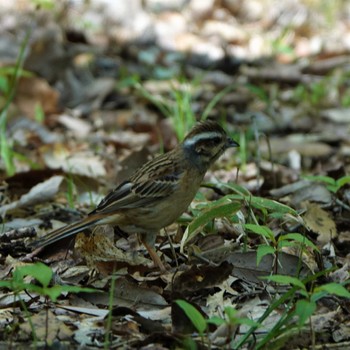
[1,1,350,349]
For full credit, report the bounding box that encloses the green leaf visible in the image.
[316,283,350,298]
[43,285,63,302]
[0,281,14,288]
[182,337,198,350]
[269,212,288,220]
[235,317,259,327]
[44,284,97,302]
[304,175,336,186]
[310,291,328,302]
[304,174,339,192]
[208,181,251,196]
[336,176,350,189]
[202,83,237,120]
[175,300,207,335]
[224,306,238,323]
[250,197,298,215]
[1,262,97,302]
[207,316,225,326]
[246,84,268,103]
[262,275,306,290]
[277,240,297,249]
[278,233,319,251]
[60,285,97,294]
[13,262,53,288]
[244,224,274,240]
[188,200,240,236]
[257,245,275,265]
[34,103,45,123]
[0,67,33,77]
[30,0,56,10]
[0,121,15,176]
[294,299,316,327]
[0,76,8,94]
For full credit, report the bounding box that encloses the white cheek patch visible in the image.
[184,131,223,147]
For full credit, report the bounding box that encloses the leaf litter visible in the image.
[1,0,350,348]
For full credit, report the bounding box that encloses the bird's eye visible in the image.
[210,136,222,145]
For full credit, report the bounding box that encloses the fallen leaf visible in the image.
[83,277,167,308]
[225,251,311,283]
[0,176,64,216]
[173,262,233,293]
[15,76,59,118]
[75,226,150,271]
[20,309,72,342]
[42,143,106,178]
[303,203,337,244]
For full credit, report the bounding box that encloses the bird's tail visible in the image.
[30,215,100,249]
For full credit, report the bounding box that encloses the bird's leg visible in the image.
[140,233,166,272]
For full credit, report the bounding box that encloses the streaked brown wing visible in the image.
[90,151,183,215]
[91,174,180,215]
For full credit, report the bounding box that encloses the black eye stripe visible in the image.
[195,137,222,147]
[211,136,222,144]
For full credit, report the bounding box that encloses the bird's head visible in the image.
[182,120,239,171]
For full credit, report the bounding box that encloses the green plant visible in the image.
[34,102,45,123]
[104,274,117,350]
[201,83,238,121]
[171,79,197,140]
[208,306,258,337]
[245,84,269,104]
[175,300,257,347]
[176,300,207,337]
[214,270,350,349]
[248,275,350,349]
[0,262,95,345]
[30,0,56,10]
[135,78,239,141]
[0,35,32,176]
[245,224,318,267]
[270,26,296,59]
[341,87,350,106]
[238,129,247,170]
[310,79,328,105]
[0,262,95,303]
[135,78,197,141]
[181,182,301,251]
[304,175,350,193]
[65,173,77,208]
[181,197,241,250]
[293,78,330,107]
[182,179,317,273]
[179,182,350,348]
[0,66,33,97]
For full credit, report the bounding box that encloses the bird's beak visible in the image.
[227,138,239,148]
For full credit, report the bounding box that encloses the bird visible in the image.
[30,120,239,271]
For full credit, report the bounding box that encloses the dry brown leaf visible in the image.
[173,262,233,293]
[75,226,122,262]
[41,143,106,178]
[15,76,59,118]
[20,310,72,342]
[303,203,337,244]
[75,226,149,270]
[0,309,14,328]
